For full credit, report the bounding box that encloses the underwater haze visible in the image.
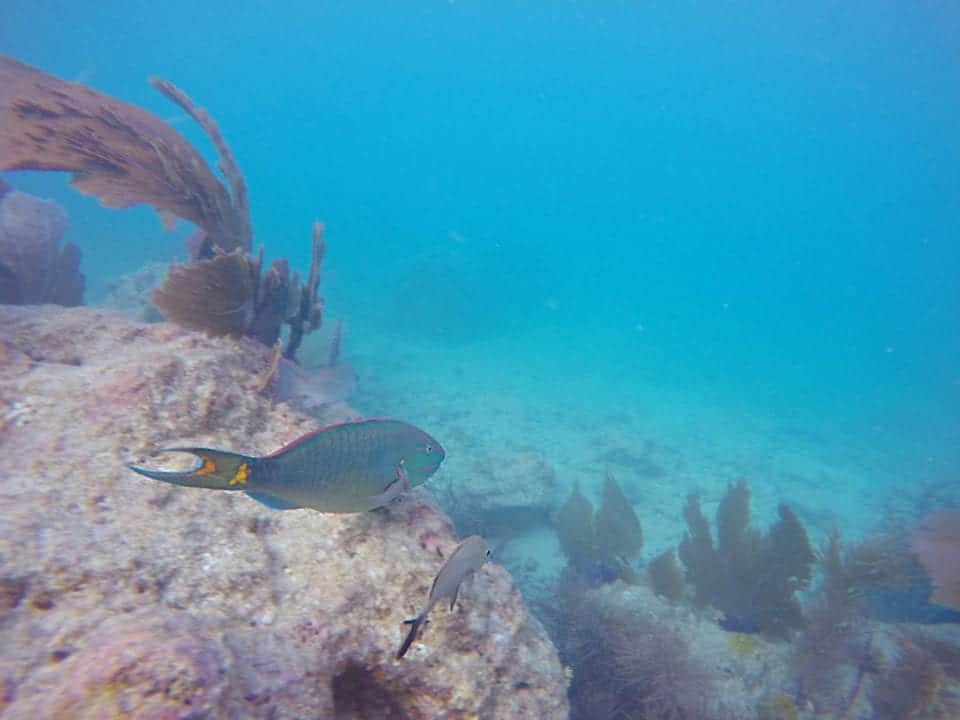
[3,1,960,716]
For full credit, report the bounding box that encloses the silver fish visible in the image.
[396,535,491,659]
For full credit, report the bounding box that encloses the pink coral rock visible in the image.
[912,509,960,611]
[0,190,84,306]
[0,305,569,719]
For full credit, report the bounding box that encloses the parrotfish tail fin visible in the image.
[128,448,258,491]
[396,614,426,660]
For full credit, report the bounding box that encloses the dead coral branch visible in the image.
[283,221,325,359]
[0,55,250,254]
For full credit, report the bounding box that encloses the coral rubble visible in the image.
[0,305,569,719]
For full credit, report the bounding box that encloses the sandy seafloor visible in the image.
[283,309,935,605]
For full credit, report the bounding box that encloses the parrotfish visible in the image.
[396,535,492,659]
[128,418,444,513]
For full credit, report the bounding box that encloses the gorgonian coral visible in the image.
[678,480,815,639]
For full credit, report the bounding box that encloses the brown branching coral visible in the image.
[283,221,325,359]
[0,55,250,254]
[555,482,597,574]
[648,548,686,603]
[553,474,643,583]
[247,256,291,346]
[150,223,325,358]
[678,480,815,639]
[912,509,960,611]
[595,471,643,562]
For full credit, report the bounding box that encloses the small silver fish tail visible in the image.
[396,614,426,660]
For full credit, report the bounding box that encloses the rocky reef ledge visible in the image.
[0,305,569,719]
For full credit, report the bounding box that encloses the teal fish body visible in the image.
[128,418,444,513]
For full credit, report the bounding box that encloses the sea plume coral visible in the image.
[553,474,643,584]
[912,509,960,611]
[678,480,815,639]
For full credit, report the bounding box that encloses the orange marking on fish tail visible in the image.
[193,458,217,476]
[229,463,249,486]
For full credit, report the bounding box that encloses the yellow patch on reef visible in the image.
[229,463,249,485]
[727,632,762,657]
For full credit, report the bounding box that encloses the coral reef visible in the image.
[912,509,960,611]
[553,474,644,584]
[678,480,816,639]
[868,629,960,720]
[538,573,758,720]
[0,55,323,359]
[0,187,84,306]
[798,622,960,719]
[0,304,569,719]
[793,528,936,714]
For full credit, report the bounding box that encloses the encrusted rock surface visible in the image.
[100,261,168,322]
[440,449,560,537]
[0,305,569,719]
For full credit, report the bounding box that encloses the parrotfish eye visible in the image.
[485,549,492,558]
[424,443,434,454]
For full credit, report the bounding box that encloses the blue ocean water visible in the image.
[3,2,960,712]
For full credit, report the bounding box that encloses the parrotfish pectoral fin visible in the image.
[128,447,257,491]
[245,492,303,510]
[368,472,410,510]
